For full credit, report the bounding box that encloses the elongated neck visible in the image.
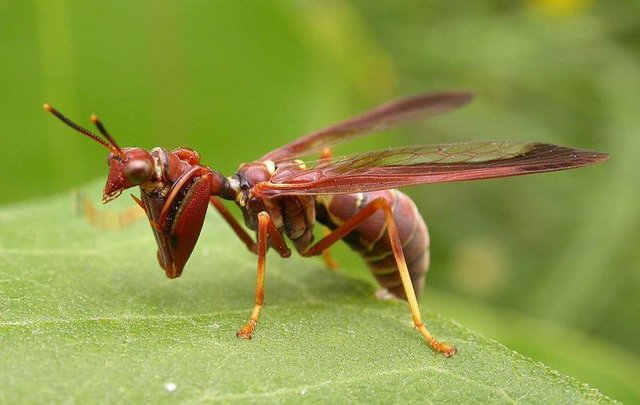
[212,171,240,201]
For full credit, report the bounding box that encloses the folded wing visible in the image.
[257,141,609,196]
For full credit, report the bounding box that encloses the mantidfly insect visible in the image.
[43,91,609,357]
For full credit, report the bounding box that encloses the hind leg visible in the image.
[302,197,455,357]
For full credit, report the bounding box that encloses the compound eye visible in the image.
[124,159,153,184]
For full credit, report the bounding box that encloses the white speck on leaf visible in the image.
[164,382,177,393]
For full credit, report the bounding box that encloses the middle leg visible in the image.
[236,211,290,339]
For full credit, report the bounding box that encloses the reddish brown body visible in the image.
[44,91,609,357]
[235,162,429,299]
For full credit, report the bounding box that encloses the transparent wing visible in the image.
[256,141,609,196]
[259,91,474,162]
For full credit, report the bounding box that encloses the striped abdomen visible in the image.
[315,190,430,299]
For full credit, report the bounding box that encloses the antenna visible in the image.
[43,104,125,159]
[91,114,123,152]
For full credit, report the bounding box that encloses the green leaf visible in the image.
[0,182,614,403]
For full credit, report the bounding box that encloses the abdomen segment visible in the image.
[316,189,430,299]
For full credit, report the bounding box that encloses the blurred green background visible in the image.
[1,0,638,401]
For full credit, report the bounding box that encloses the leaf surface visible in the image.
[0,183,614,403]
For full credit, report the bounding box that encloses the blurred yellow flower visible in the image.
[528,0,593,16]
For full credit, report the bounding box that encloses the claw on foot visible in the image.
[418,323,457,358]
[429,339,457,357]
[236,320,257,339]
[439,343,457,358]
